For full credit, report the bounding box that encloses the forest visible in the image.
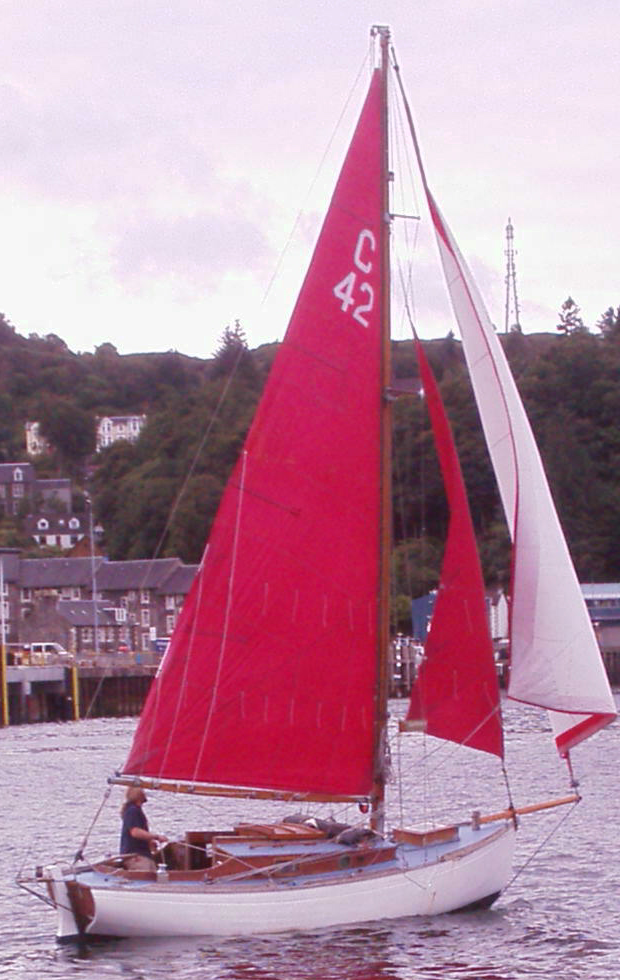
[1,301,620,631]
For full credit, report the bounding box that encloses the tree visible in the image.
[0,313,16,344]
[0,393,21,461]
[596,305,620,339]
[94,342,119,358]
[556,296,586,335]
[38,396,96,474]
[211,321,256,381]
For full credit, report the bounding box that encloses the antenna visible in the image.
[504,217,521,333]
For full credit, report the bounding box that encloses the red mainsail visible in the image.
[406,339,503,757]
[123,74,385,798]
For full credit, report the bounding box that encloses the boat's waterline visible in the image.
[46,822,515,940]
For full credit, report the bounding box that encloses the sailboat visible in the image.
[27,27,615,941]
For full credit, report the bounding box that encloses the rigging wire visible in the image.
[73,784,113,862]
[81,668,109,721]
[82,338,250,724]
[259,49,372,310]
[136,336,250,581]
[158,547,210,776]
[387,60,428,619]
[503,797,581,893]
[191,450,249,781]
[501,757,517,823]
[112,49,375,629]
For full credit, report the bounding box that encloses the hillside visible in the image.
[2,311,620,629]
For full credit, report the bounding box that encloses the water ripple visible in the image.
[3,697,619,980]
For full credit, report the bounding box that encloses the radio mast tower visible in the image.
[504,217,521,333]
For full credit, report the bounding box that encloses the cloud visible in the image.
[112,208,272,288]
[0,0,618,356]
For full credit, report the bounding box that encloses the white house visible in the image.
[24,515,86,550]
[96,415,147,452]
[25,422,51,456]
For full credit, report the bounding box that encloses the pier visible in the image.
[2,658,157,725]
[1,644,619,726]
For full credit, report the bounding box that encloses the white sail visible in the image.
[425,189,616,753]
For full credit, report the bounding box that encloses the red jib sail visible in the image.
[406,339,503,757]
[123,74,384,798]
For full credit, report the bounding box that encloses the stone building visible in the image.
[0,550,197,655]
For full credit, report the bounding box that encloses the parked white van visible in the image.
[26,642,71,664]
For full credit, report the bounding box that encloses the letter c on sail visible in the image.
[354,229,376,274]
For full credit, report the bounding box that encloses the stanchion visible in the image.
[1,641,8,726]
[71,664,80,721]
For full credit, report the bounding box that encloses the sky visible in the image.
[1,1,619,358]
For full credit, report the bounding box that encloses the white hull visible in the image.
[48,823,515,940]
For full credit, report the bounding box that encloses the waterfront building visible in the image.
[0,550,197,654]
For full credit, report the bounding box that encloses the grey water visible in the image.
[2,694,619,980]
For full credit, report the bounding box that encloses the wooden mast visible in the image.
[370,24,392,833]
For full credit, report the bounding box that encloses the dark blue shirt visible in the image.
[120,802,151,857]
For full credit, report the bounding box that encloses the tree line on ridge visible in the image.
[1,305,620,632]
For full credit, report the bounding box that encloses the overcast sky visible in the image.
[1,1,618,357]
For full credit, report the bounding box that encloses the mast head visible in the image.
[370,25,391,69]
[371,24,391,40]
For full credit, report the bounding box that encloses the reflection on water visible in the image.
[44,908,620,980]
[2,695,619,980]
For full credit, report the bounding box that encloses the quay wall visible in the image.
[3,662,157,725]
[2,648,620,726]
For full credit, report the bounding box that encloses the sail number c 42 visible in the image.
[332,229,376,327]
